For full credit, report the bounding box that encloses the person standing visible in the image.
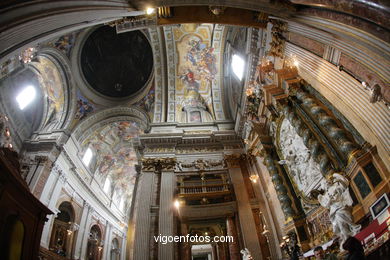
[313,246,338,260]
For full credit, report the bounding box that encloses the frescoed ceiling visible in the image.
[81,121,142,208]
[32,55,65,130]
[162,24,227,123]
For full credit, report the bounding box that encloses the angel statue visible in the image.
[240,248,253,260]
[317,173,361,249]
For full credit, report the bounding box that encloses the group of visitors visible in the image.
[313,237,365,260]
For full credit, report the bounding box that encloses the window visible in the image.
[82,148,93,167]
[231,54,245,80]
[353,171,371,199]
[16,85,36,110]
[119,197,125,211]
[103,178,111,193]
[364,162,382,188]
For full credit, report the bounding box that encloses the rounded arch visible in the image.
[87,224,103,260]
[89,224,102,241]
[26,47,77,135]
[49,200,76,257]
[56,201,75,223]
[71,26,154,107]
[72,106,150,142]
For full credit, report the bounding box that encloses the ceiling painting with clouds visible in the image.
[173,24,224,123]
[81,121,142,211]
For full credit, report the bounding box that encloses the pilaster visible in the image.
[225,155,263,260]
[133,164,156,260]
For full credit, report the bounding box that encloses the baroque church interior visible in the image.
[0,1,389,260]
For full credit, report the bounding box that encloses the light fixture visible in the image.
[98,245,103,251]
[146,7,155,15]
[293,60,299,67]
[174,199,180,209]
[209,6,226,16]
[16,85,36,110]
[232,54,245,80]
[249,175,258,183]
[67,229,73,236]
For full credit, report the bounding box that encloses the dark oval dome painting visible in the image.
[81,26,153,98]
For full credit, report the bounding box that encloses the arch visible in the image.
[0,66,46,149]
[49,201,76,257]
[57,201,75,223]
[87,224,103,260]
[70,26,154,107]
[28,48,73,133]
[72,106,150,142]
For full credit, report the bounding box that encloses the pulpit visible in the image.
[0,148,52,260]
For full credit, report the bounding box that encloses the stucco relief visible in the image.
[279,118,325,196]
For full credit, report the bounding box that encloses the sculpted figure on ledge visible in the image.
[316,173,361,249]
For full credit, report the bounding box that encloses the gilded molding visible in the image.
[141,157,176,172]
[224,154,242,168]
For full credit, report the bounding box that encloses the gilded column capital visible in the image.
[160,157,176,171]
[141,157,176,172]
[224,154,242,168]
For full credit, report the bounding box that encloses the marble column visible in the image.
[133,171,155,260]
[226,155,263,260]
[226,217,240,260]
[158,170,176,260]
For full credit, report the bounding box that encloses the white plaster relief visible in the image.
[279,118,324,196]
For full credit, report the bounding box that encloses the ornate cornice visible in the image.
[141,157,176,172]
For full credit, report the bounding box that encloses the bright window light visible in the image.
[146,7,155,15]
[231,54,245,80]
[82,148,93,167]
[16,85,36,110]
[120,197,125,210]
[103,178,111,193]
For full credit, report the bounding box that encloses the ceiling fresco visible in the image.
[32,55,65,130]
[44,30,80,58]
[134,83,155,122]
[81,121,142,208]
[173,24,220,123]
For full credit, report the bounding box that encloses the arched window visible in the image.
[103,177,111,194]
[82,147,93,167]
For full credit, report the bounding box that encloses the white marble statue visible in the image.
[318,173,361,248]
[279,118,324,196]
[240,248,253,260]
